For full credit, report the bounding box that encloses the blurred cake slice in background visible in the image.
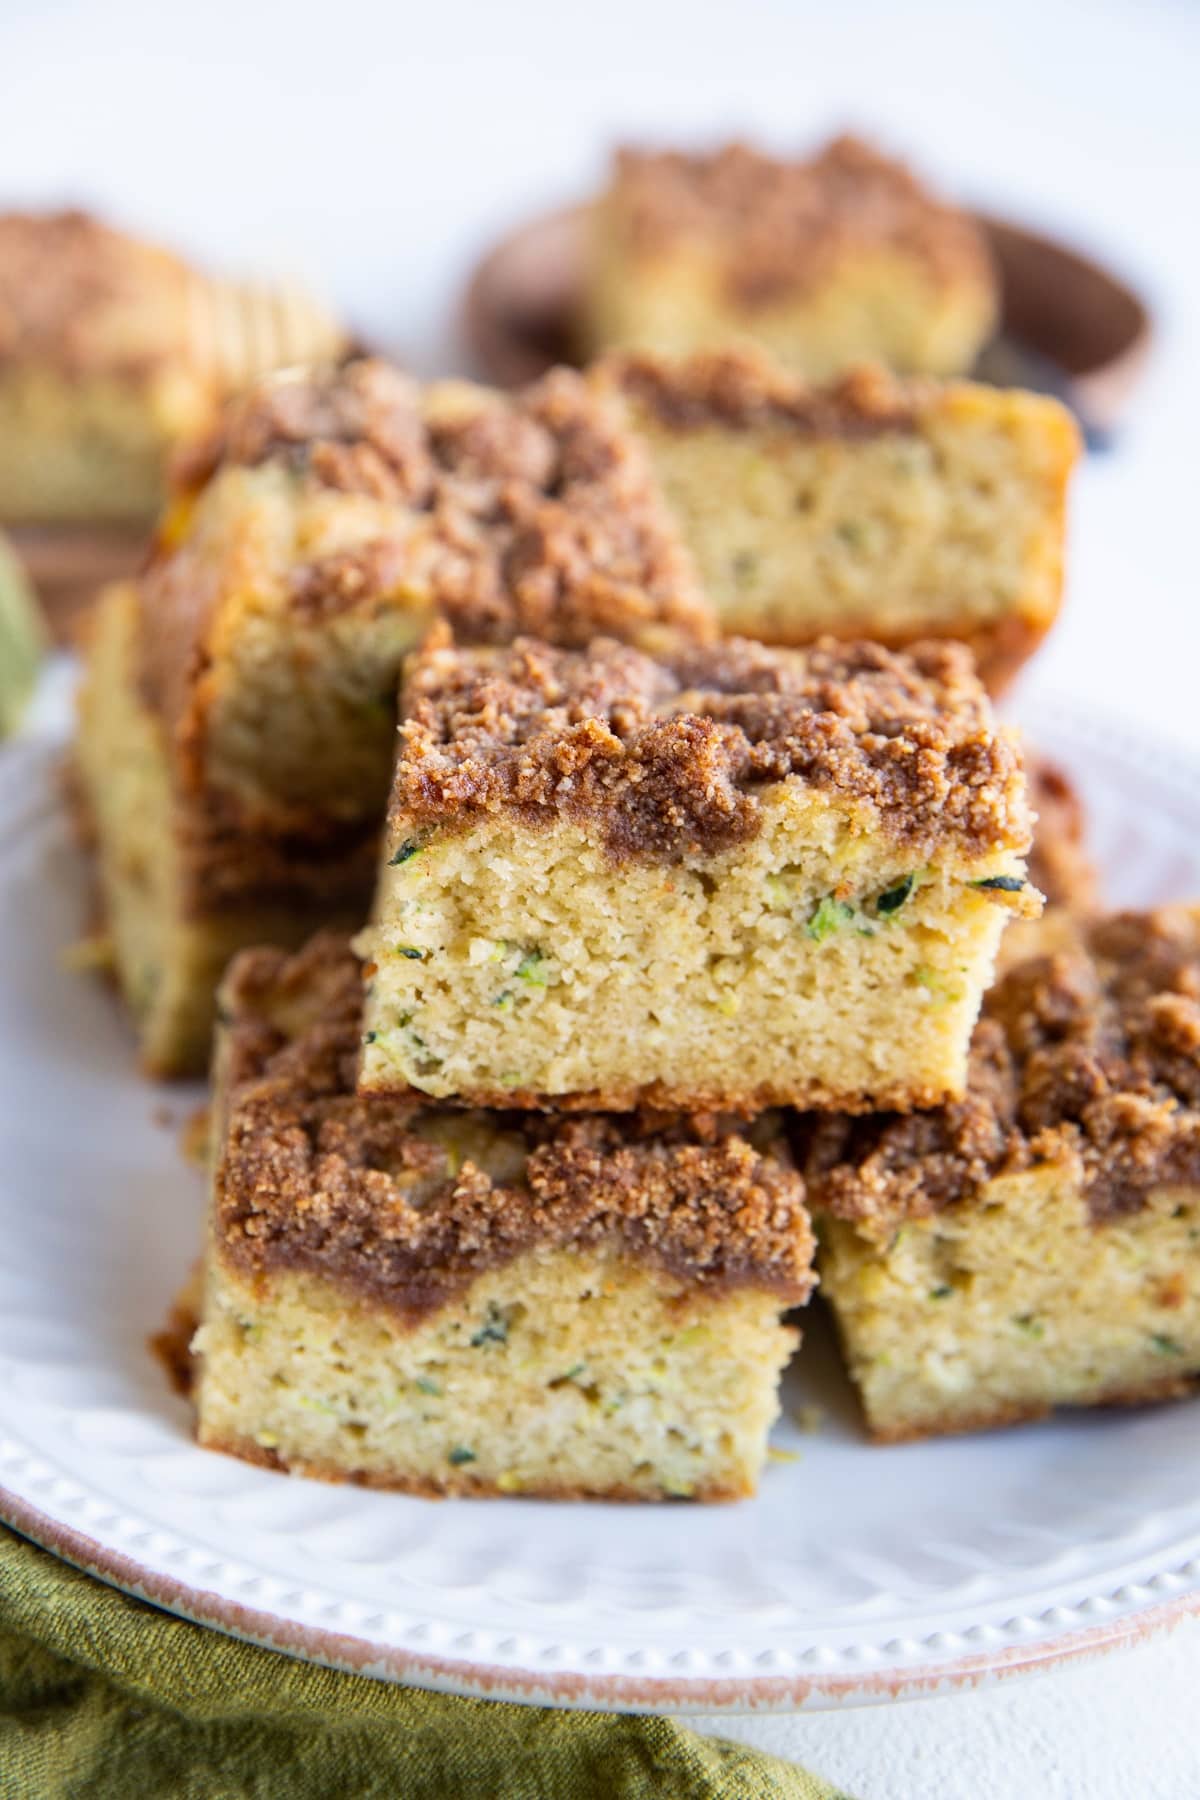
[0,209,348,636]
[0,209,348,526]
[583,135,998,381]
[596,346,1080,690]
[190,934,815,1501]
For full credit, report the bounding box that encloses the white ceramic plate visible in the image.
[4,690,1200,1714]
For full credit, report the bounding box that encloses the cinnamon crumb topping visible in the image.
[804,907,1200,1230]
[213,937,815,1313]
[391,631,1029,862]
[600,347,926,435]
[605,135,994,308]
[145,357,709,729]
[0,210,193,376]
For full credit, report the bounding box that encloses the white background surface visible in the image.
[4,1,1199,1792]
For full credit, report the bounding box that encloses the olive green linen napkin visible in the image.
[0,1527,851,1799]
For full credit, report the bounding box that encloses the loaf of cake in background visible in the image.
[357,630,1037,1114]
[0,209,348,525]
[582,135,998,381]
[189,934,815,1501]
[595,347,1080,690]
[72,357,712,1076]
[806,907,1200,1441]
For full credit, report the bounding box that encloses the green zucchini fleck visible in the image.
[1012,1312,1044,1339]
[912,965,964,1007]
[972,875,1025,893]
[807,895,855,942]
[448,1445,477,1466]
[362,1030,377,1045]
[1151,1333,1185,1356]
[389,837,424,867]
[416,1375,442,1396]
[395,945,425,960]
[876,875,915,914]
[470,1303,510,1348]
[515,948,547,987]
[929,1284,953,1300]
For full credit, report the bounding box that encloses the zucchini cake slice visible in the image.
[806,907,1200,1441]
[74,583,369,1073]
[583,135,998,381]
[597,347,1079,689]
[357,631,1036,1113]
[74,356,711,1074]
[192,935,814,1500]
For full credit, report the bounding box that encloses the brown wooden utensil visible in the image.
[463,202,1151,445]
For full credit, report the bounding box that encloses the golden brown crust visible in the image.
[198,1427,751,1500]
[804,907,1200,1232]
[605,135,994,307]
[417,1076,963,1118]
[1026,758,1098,912]
[215,935,815,1314]
[391,631,1029,863]
[150,1287,201,1401]
[863,1373,1200,1444]
[140,358,712,743]
[960,610,1053,700]
[601,349,925,435]
[0,210,191,377]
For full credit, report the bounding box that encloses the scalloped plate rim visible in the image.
[4,1480,1199,1712]
[3,687,1200,1712]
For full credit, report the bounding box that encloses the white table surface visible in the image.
[4,1,1199,1791]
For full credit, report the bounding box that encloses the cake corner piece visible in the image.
[807,905,1200,1441]
[72,352,716,1076]
[592,344,1080,690]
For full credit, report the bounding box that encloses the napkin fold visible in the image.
[0,1527,851,1799]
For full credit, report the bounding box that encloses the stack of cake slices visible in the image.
[187,617,1040,1499]
[75,349,1200,1497]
